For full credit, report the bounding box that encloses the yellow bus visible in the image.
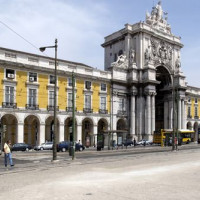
[153,129,194,146]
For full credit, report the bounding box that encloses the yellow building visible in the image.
[0,47,112,147]
[186,86,200,141]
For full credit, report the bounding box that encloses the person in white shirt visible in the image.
[4,140,14,167]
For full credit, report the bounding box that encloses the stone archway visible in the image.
[97,118,109,146]
[117,119,127,145]
[187,122,192,130]
[155,66,172,131]
[1,114,18,144]
[24,115,40,146]
[64,117,77,142]
[82,118,93,147]
[45,116,60,143]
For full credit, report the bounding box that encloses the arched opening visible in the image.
[64,117,77,142]
[1,114,18,144]
[82,118,93,147]
[187,122,192,130]
[24,115,40,146]
[155,66,172,131]
[97,118,108,147]
[117,119,127,145]
[45,116,60,143]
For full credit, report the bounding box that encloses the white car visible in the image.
[34,142,53,151]
[137,140,153,145]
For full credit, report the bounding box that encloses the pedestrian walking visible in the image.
[133,138,136,147]
[4,140,14,168]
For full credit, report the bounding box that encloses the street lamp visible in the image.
[40,39,58,161]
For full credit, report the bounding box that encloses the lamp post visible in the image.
[40,39,58,161]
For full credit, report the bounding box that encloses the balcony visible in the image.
[187,115,192,119]
[83,108,93,113]
[26,104,39,110]
[2,102,17,109]
[194,116,199,119]
[66,107,77,112]
[117,110,127,117]
[47,105,59,111]
[99,109,108,114]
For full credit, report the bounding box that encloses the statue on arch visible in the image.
[130,48,136,64]
[111,51,128,68]
[144,46,151,63]
[175,55,181,74]
[156,1,163,21]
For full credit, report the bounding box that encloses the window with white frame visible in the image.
[101,83,107,92]
[68,93,73,108]
[68,78,72,87]
[100,96,106,110]
[85,95,91,109]
[68,77,76,87]
[188,106,191,116]
[195,107,198,116]
[5,86,14,104]
[49,91,54,106]
[29,89,37,106]
[195,98,198,104]
[29,72,37,82]
[6,69,15,79]
[119,98,126,111]
[49,75,55,84]
[85,81,91,90]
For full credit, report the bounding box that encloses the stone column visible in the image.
[93,125,98,147]
[151,93,156,134]
[59,123,65,142]
[125,33,131,57]
[39,123,45,145]
[164,101,169,129]
[178,98,182,129]
[145,92,151,136]
[77,124,82,143]
[168,100,173,129]
[182,100,187,129]
[130,92,137,135]
[17,123,24,143]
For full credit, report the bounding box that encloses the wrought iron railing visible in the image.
[2,102,17,109]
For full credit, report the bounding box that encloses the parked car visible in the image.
[34,142,53,151]
[57,141,85,152]
[137,140,153,146]
[12,143,32,151]
[122,140,134,146]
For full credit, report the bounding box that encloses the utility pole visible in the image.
[111,84,113,150]
[176,87,179,150]
[72,71,75,160]
[172,72,176,151]
[40,39,58,161]
[0,117,2,155]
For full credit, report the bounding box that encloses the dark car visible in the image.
[12,143,32,151]
[57,141,85,152]
[122,140,134,146]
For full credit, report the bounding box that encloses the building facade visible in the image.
[0,48,112,147]
[0,1,200,147]
[102,1,188,141]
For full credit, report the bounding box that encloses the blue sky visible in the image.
[0,0,199,87]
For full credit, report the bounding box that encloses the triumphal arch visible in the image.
[102,1,186,140]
